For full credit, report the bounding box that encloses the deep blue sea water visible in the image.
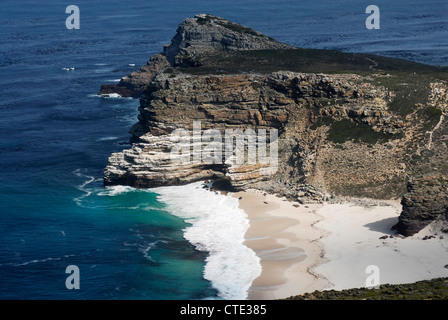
[0,0,446,300]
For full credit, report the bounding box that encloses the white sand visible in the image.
[315,202,448,291]
[234,190,448,300]
[234,190,330,299]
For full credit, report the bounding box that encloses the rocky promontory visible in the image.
[98,54,170,98]
[98,14,292,98]
[102,14,448,208]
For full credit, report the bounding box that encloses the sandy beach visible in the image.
[234,189,330,299]
[234,190,448,300]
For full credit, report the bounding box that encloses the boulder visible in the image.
[392,174,448,236]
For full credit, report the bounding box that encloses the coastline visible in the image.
[234,189,448,300]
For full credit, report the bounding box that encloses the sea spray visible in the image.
[154,181,262,300]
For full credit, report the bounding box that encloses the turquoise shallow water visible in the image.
[0,171,218,299]
[0,0,446,299]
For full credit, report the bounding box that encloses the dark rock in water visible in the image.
[392,174,448,236]
[379,235,389,240]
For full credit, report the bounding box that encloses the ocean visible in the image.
[0,0,446,300]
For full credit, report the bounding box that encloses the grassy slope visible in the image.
[177,48,447,76]
[283,278,448,300]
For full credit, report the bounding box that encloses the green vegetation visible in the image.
[421,106,443,130]
[195,14,219,25]
[312,117,395,144]
[310,115,334,130]
[368,72,435,117]
[196,17,210,25]
[327,119,394,144]
[215,20,260,37]
[329,175,407,199]
[195,14,266,37]
[178,48,446,76]
[283,278,448,300]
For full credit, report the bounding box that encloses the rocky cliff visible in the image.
[99,54,170,98]
[99,14,291,98]
[102,14,448,211]
[392,173,448,236]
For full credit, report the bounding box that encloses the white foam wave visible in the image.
[72,169,100,206]
[97,136,119,141]
[98,185,136,196]
[0,254,76,267]
[153,181,262,300]
[101,93,122,98]
[98,93,134,100]
[87,93,102,98]
[87,93,134,101]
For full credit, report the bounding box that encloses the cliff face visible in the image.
[102,14,448,207]
[104,72,288,190]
